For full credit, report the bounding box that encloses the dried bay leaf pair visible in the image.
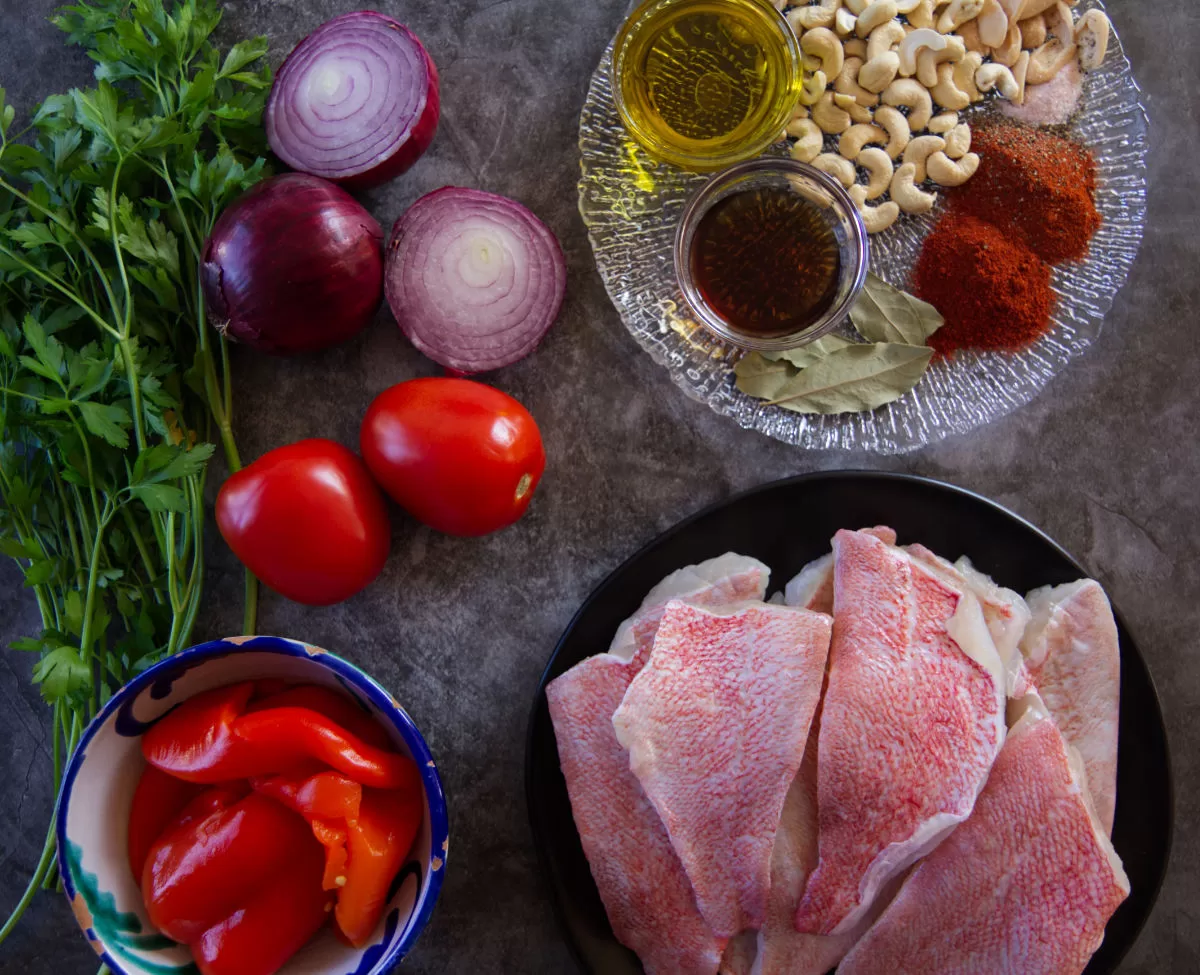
[733,274,944,415]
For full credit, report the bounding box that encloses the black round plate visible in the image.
[526,472,1173,975]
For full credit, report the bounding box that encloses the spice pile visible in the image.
[914,117,1101,356]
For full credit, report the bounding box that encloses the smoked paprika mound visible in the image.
[915,213,1054,355]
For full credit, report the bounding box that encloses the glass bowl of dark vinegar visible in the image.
[674,158,869,351]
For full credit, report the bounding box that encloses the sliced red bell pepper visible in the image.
[141,682,256,782]
[311,818,350,891]
[249,762,363,822]
[142,790,319,945]
[246,685,391,749]
[191,837,332,975]
[127,765,205,882]
[334,786,424,947]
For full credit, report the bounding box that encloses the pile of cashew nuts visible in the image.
[776,0,1112,233]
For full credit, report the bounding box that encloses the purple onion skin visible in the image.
[266,12,440,190]
[201,174,384,355]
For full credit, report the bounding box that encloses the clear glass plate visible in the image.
[578,0,1148,453]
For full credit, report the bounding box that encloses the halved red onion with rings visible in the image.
[385,188,567,374]
[265,11,439,189]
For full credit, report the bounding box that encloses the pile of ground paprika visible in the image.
[913,118,1102,357]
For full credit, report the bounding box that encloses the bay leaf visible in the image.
[764,342,934,414]
[850,273,944,346]
[733,352,797,401]
[760,334,856,369]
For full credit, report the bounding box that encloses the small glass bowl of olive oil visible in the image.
[613,0,803,172]
[674,158,869,350]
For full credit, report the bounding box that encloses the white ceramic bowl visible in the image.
[55,635,449,975]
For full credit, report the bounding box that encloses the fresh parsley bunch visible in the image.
[0,0,270,941]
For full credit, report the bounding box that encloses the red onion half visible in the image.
[385,188,567,373]
[265,11,439,189]
[202,173,384,355]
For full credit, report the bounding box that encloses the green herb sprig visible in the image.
[0,0,270,942]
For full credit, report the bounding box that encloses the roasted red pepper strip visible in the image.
[141,682,256,782]
[127,765,205,882]
[311,819,350,891]
[335,786,424,947]
[191,837,332,975]
[250,762,363,824]
[246,685,391,749]
[142,791,318,945]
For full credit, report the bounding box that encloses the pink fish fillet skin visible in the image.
[614,600,833,938]
[1021,579,1121,835]
[838,697,1130,975]
[784,526,897,614]
[546,554,769,975]
[719,933,758,975]
[795,529,1006,936]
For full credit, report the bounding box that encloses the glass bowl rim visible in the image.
[672,157,871,351]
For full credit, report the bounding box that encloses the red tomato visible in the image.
[359,378,545,537]
[216,439,390,605]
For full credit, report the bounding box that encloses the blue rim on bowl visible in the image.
[54,635,449,975]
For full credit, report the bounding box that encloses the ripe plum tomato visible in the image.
[216,439,390,605]
[360,378,545,537]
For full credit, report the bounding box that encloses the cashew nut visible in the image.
[798,69,829,106]
[785,110,811,137]
[897,28,946,76]
[789,120,825,162]
[811,152,857,187]
[976,0,1009,47]
[927,111,958,134]
[931,61,972,110]
[843,0,871,13]
[860,52,901,92]
[867,21,907,62]
[1019,13,1047,48]
[890,163,938,214]
[843,37,869,59]
[1044,0,1074,44]
[849,184,901,233]
[812,91,853,134]
[943,122,971,158]
[836,57,880,107]
[957,18,986,55]
[1018,0,1059,18]
[1075,9,1110,71]
[953,51,985,102]
[917,35,965,88]
[997,0,1024,23]
[802,28,846,80]
[1011,48,1030,103]
[834,91,875,123]
[856,0,899,37]
[835,6,859,36]
[936,0,984,34]
[873,104,911,159]
[788,0,842,31]
[839,122,889,158]
[893,0,922,11]
[926,150,980,187]
[907,0,936,29]
[882,78,933,130]
[990,20,1022,66]
[903,134,946,181]
[1026,37,1075,85]
[857,146,894,199]
[975,62,1020,99]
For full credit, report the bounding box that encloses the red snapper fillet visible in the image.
[546,554,769,975]
[613,600,833,938]
[784,527,897,614]
[1021,579,1121,835]
[795,529,1006,936]
[838,695,1130,975]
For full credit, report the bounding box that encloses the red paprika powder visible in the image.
[914,213,1054,356]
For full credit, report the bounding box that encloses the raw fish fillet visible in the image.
[906,544,1031,694]
[784,527,897,613]
[719,933,758,975]
[546,554,769,975]
[838,696,1130,975]
[1021,579,1121,834]
[614,600,833,938]
[795,529,1006,936]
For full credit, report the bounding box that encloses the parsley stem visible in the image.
[0,819,56,945]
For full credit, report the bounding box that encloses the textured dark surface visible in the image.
[0,1,1196,973]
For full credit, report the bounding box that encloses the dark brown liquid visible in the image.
[691,185,841,337]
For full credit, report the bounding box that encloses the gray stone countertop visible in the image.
[0,0,1196,972]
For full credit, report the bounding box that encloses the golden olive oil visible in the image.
[614,0,802,171]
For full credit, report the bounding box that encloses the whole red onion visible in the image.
[201,173,384,355]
